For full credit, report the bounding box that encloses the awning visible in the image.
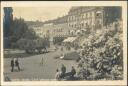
[96,11,102,14]
[63,37,77,43]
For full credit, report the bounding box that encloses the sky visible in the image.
[13,7,71,22]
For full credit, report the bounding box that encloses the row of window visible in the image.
[38,34,70,38]
[68,19,93,27]
[68,21,91,28]
[52,28,63,32]
[68,12,94,21]
[36,30,70,37]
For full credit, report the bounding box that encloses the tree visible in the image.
[3,7,13,48]
[3,7,13,37]
[9,18,38,48]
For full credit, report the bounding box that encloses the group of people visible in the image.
[55,64,76,80]
[10,58,21,72]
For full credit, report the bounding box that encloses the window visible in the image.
[96,13,99,17]
[72,16,74,20]
[81,14,83,19]
[71,16,73,21]
[88,12,90,18]
[92,12,94,17]
[86,13,88,18]
[84,13,86,18]
[74,16,76,20]
[75,24,76,27]
[90,12,92,17]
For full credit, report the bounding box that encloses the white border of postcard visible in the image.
[1,1,127,86]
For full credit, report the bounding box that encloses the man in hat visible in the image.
[10,58,14,72]
[60,64,66,78]
[70,66,76,78]
[15,58,20,71]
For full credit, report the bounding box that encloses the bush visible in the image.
[76,20,123,80]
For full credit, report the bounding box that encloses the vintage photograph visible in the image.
[0,1,127,86]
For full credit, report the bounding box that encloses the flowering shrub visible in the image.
[77,20,123,80]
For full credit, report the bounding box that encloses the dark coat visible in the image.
[15,60,19,66]
[11,60,14,67]
[71,68,76,75]
[61,66,66,74]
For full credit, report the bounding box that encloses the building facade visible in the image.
[68,7,102,30]
[29,6,122,45]
[67,6,122,31]
[53,15,68,25]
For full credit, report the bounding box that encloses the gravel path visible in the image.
[4,48,77,81]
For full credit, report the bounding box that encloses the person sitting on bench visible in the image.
[70,66,76,78]
[60,64,66,79]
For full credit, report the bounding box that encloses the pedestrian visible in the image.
[10,58,14,72]
[44,46,47,53]
[60,64,66,78]
[55,69,61,81]
[61,47,63,51]
[4,73,11,81]
[70,66,76,78]
[15,58,20,71]
[40,57,44,65]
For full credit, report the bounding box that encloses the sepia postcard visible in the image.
[0,1,127,86]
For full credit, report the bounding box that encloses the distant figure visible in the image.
[61,47,63,51]
[15,58,20,71]
[4,73,11,81]
[68,47,71,51]
[60,64,66,78]
[44,46,47,53]
[55,69,61,80]
[54,46,57,51]
[10,58,14,72]
[40,57,44,65]
[70,66,76,78]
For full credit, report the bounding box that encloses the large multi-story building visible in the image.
[68,7,102,30]
[29,23,76,45]
[29,6,122,45]
[53,15,68,25]
[67,6,122,30]
[29,14,74,40]
[29,23,76,39]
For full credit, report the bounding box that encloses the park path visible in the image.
[4,48,77,81]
